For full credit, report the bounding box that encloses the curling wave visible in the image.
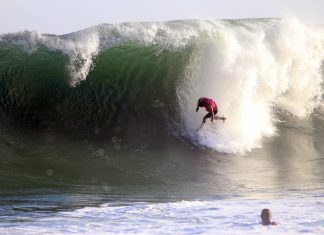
[0,18,324,154]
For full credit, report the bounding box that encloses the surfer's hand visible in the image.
[222,117,226,123]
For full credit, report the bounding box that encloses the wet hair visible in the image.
[261,209,271,224]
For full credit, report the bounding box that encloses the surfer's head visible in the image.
[198,98,205,107]
[261,209,272,225]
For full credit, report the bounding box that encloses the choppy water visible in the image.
[1,192,323,235]
[1,18,324,234]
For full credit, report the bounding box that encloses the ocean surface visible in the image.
[0,18,324,234]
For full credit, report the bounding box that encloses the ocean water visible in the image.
[0,18,324,234]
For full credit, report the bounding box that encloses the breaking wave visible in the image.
[1,18,324,154]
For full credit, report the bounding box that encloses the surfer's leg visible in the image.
[203,112,212,123]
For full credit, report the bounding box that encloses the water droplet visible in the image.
[46,169,54,177]
[101,184,111,192]
[111,136,118,143]
[114,143,121,150]
[96,148,105,156]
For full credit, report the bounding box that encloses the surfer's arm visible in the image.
[196,103,199,112]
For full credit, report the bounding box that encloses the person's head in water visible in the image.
[261,209,277,225]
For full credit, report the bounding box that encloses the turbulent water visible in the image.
[1,18,324,234]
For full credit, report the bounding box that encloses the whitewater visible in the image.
[0,17,324,234]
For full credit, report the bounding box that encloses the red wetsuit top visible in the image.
[198,97,217,113]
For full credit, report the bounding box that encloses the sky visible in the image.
[0,0,324,34]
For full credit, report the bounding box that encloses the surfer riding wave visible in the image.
[196,97,226,127]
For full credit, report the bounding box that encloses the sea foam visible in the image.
[178,18,324,154]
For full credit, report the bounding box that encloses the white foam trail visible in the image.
[179,18,324,154]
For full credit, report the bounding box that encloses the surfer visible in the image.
[196,97,226,126]
[261,209,277,226]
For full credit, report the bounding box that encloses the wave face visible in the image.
[1,18,324,154]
